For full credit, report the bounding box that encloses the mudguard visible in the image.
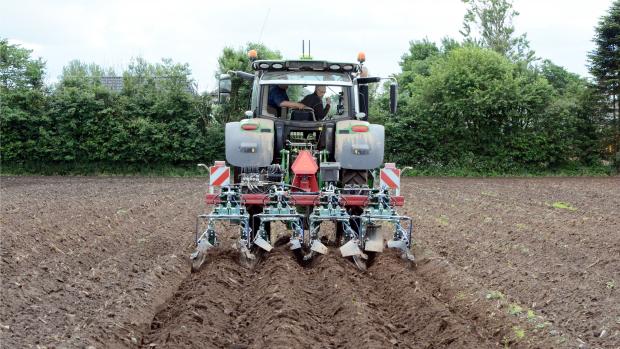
[225,119,274,167]
[334,120,384,170]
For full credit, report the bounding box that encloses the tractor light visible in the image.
[357,52,366,63]
[241,123,258,131]
[351,125,369,132]
[248,49,258,61]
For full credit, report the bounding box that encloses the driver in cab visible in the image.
[300,86,330,120]
[268,85,306,117]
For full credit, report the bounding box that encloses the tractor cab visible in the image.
[254,63,358,120]
[218,55,397,173]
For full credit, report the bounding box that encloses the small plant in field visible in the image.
[606,280,616,289]
[436,215,449,226]
[486,290,505,300]
[455,291,467,300]
[508,303,523,316]
[513,244,530,255]
[550,201,577,211]
[502,327,526,348]
[512,326,525,340]
[526,309,536,321]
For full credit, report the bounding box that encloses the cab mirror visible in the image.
[389,83,398,114]
[218,74,232,103]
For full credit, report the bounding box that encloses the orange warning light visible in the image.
[357,52,366,63]
[248,49,258,61]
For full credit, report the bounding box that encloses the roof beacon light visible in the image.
[248,49,258,61]
[357,52,366,63]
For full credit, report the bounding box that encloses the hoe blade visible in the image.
[364,240,384,252]
[387,240,415,261]
[340,239,363,257]
[190,240,213,272]
[310,240,328,254]
[365,232,385,253]
[289,238,302,250]
[365,224,384,252]
[254,236,273,252]
[387,239,407,250]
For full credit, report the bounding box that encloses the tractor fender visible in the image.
[334,120,384,170]
[225,119,274,167]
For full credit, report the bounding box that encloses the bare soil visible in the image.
[1,176,618,348]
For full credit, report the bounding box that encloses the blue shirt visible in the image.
[268,85,289,110]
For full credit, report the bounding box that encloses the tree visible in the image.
[398,38,463,89]
[588,0,620,154]
[0,38,50,162]
[215,42,282,123]
[0,38,45,90]
[460,0,534,62]
[386,46,587,171]
[398,39,440,89]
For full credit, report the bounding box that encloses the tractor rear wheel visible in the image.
[341,169,368,186]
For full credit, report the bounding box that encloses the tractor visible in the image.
[191,50,414,271]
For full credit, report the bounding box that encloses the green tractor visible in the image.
[191,51,413,271]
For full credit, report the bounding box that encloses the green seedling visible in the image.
[551,201,576,211]
[508,303,523,316]
[455,291,466,300]
[515,245,530,254]
[526,309,536,321]
[436,215,449,226]
[486,290,505,300]
[606,280,616,289]
[513,326,525,340]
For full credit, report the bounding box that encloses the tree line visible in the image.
[1,0,618,175]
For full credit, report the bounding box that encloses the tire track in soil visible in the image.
[144,247,523,349]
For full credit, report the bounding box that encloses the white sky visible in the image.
[1,0,614,92]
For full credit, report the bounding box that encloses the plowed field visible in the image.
[1,176,618,348]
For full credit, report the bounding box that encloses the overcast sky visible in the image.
[1,0,614,92]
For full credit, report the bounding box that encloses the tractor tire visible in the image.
[341,169,368,186]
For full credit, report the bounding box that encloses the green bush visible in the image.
[384,44,607,173]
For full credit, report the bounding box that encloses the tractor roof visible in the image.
[251,60,361,74]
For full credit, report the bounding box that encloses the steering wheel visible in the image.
[301,106,316,121]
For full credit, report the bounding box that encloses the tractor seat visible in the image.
[290,110,315,122]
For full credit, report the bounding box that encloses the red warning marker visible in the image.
[291,150,318,175]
